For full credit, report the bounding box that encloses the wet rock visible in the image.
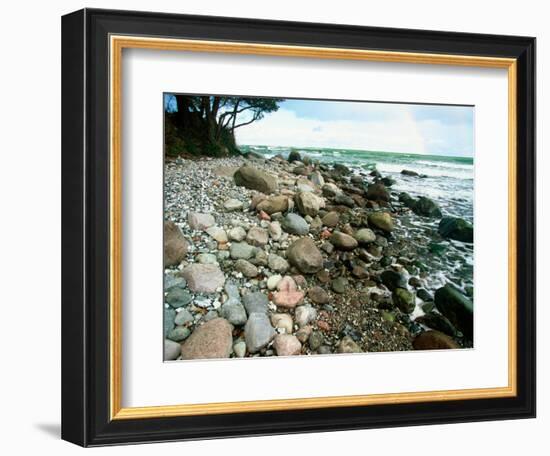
[243,291,269,315]
[188,212,215,230]
[417,288,433,302]
[164,221,189,267]
[401,169,419,177]
[434,284,473,339]
[295,305,318,327]
[337,336,363,353]
[416,312,457,337]
[288,150,302,162]
[354,228,376,245]
[381,270,408,291]
[333,163,351,175]
[308,286,329,304]
[287,238,324,274]
[270,313,294,334]
[256,195,289,215]
[273,334,302,356]
[413,196,442,218]
[330,231,358,250]
[244,313,276,353]
[234,164,278,194]
[398,192,416,208]
[181,318,233,359]
[438,217,473,242]
[380,177,396,187]
[223,198,244,212]
[164,339,181,360]
[392,288,415,313]
[366,183,390,202]
[368,212,394,232]
[182,263,225,293]
[230,242,257,260]
[235,259,259,278]
[265,255,287,274]
[413,330,460,350]
[281,213,310,235]
[246,227,269,247]
[228,226,247,242]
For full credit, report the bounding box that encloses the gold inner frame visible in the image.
[109,35,518,420]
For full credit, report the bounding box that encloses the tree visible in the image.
[165,95,284,156]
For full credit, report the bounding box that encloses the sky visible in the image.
[235,99,474,157]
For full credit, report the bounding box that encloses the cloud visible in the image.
[235,102,473,157]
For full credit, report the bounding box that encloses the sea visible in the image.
[241,145,474,297]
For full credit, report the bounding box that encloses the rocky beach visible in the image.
[163,150,474,361]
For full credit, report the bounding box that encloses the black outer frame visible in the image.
[61,8,536,447]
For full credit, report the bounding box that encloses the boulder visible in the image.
[308,286,329,304]
[415,312,457,337]
[438,217,473,242]
[246,227,269,247]
[180,318,233,359]
[270,313,294,334]
[164,221,189,267]
[205,226,228,243]
[281,213,310,235]
[392,288,415,313]
[288,150,302,162]
[287,238,324,274]
[234,164,278,194]
[273,276,304,309]
[164,339,181,360]
[381,270,408,291]
[243,292,269,315]
[398,192,416,209]
[234,259,259,278]
[366,183,390,202]
[413,196,442,218]
[368,212,394,233]
[333,193,355,207]
[434,284,473,339]
[322,211,340,228]
[401,169,419,177]
[187,212,215,230]
[413,330,460,350]
[273,334,302,356]
[223,198,244,212]
[244,313,276,353]
[295,192,323,217]
[330,231,358,250]
[354,228,376,245]
[256,195,289,214]
[309,171,325,187]
[268,254,289,273]
[295,305,317,327]
[230,242,257,260]
[322,183,342,197]
[337,336,363,353]
[182,264,225,293]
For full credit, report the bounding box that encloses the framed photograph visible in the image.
[61,8,536,447]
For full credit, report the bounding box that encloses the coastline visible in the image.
[163,151,474,361]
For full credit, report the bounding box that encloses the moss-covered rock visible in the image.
[392,287,415,313]
[413,196,442,218]
[438,216,473,242]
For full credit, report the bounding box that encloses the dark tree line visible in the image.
[165,95,283,157]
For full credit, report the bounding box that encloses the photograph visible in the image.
[163,94,475,360]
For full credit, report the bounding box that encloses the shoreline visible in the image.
[163,151,474,361]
